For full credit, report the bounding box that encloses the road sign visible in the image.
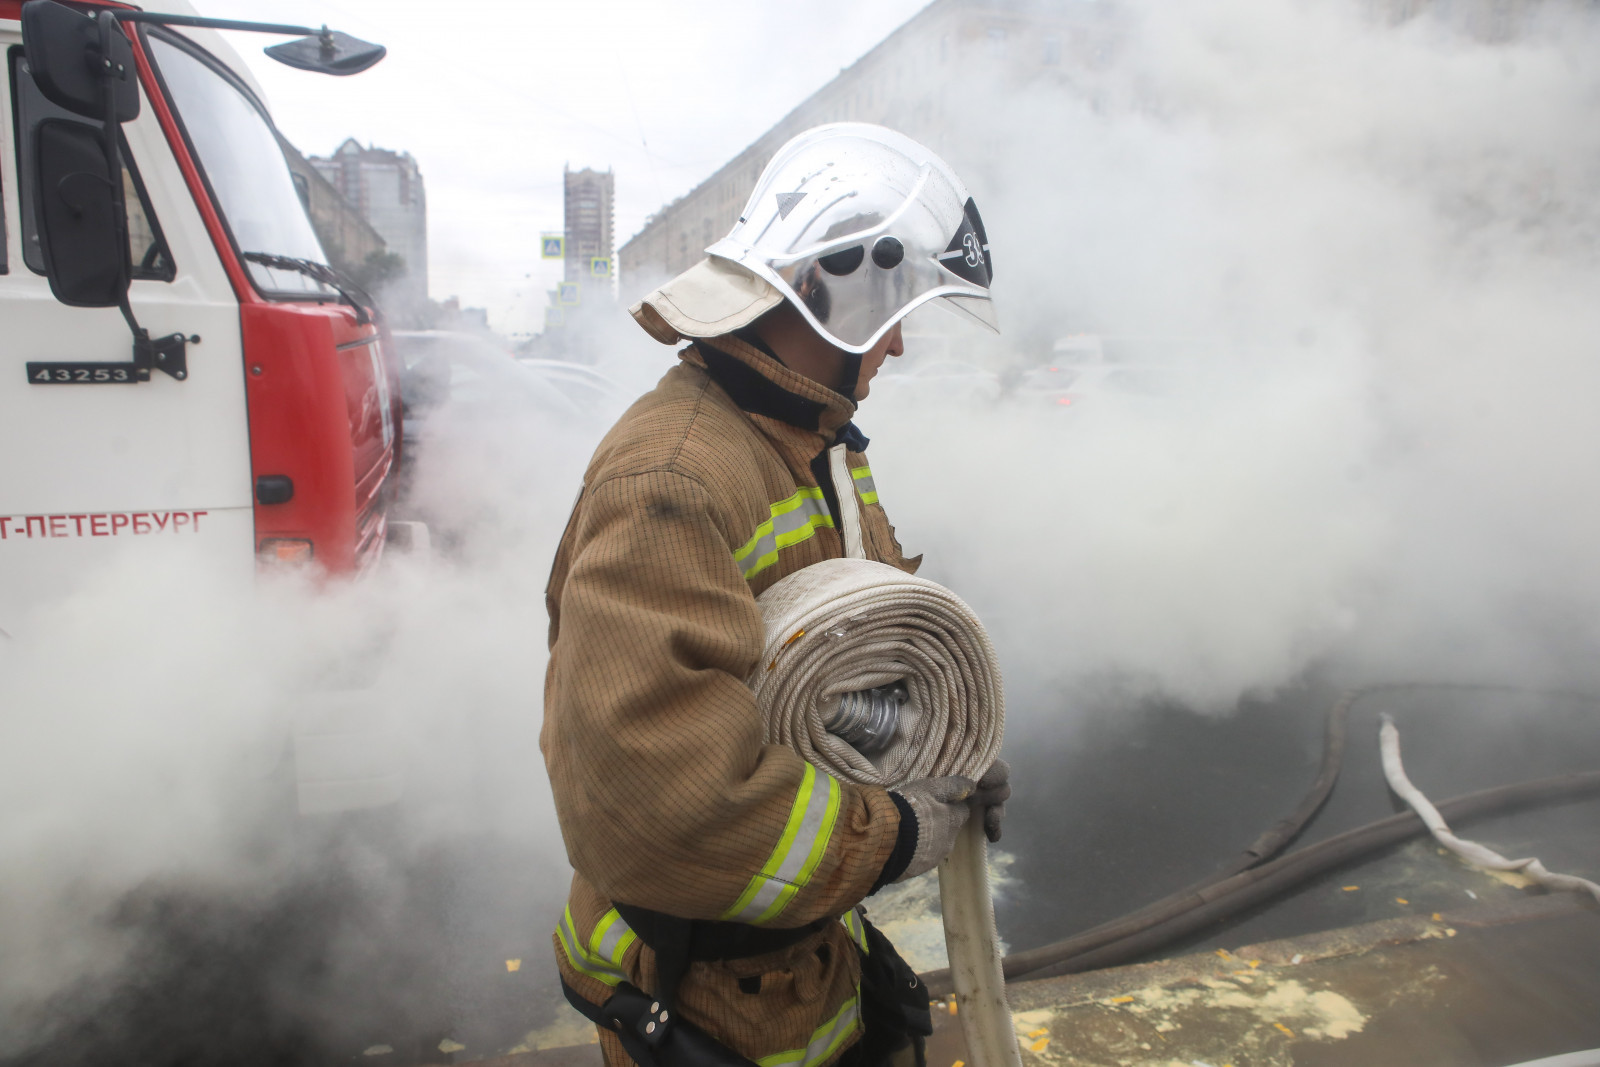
[545,306,564,328]
[590,257,612,278]
[559,282,581,306]
[541,234,565,259]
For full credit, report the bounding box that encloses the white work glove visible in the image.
[891,775,974,882]
[971,758,1011,843]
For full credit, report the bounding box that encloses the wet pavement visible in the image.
[919,893,1600,1067]
[995,680,1600,958]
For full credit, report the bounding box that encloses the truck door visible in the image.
[0,26,253,639]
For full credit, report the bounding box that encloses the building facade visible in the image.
[563,166,616,288]
[1366,0,1550,39]
[618,0,1114,302]
[281,137,387,280]
[311,138,429,305]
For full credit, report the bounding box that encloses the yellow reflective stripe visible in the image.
[721,765,842,925]
[841,909,870,955]
[556,905,631,987]
[851,465,879,506]
[780,773,841,919]
[733,487,834,580]
[755,990,862,1067]
[588,907,637,967]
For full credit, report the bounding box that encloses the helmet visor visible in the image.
[708,126,999,354]
[937,292,1002,334]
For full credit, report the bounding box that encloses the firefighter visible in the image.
[542,123,1010,1067]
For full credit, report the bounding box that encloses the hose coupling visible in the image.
[826,682,906,753]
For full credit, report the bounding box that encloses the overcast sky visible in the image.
[196,0,931,335]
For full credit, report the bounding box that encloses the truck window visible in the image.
[145,33,331,297]
[7,49,175,282]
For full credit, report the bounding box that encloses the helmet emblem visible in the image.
[775,191,807,219]
[936,197,993,288]
[962,232,984,268]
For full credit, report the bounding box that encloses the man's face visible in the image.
[853,321,904,401]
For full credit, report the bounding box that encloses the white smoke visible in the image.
[869,0,1600,712]
[0,347,636,1055]
[6,0,1600,1057]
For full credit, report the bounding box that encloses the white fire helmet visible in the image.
[630,123,998,356]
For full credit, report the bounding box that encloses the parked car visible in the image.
[1016,363,1163,407]
[388,332,624,549]
[1017,334,1190,409]
[871,358,1002,404]
[392,331,622,455]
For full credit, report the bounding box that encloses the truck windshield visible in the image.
[146,34,328,295]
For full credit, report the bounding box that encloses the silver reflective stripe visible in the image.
[772,767,837,886]
[556,905,633,987]
[841,909,870,955]
[721,765,842,925]
[755,991,862,1067]
[851,465,878,505]
[590,908,637,966]
[734,487,834,580]
[731,869,789,924]
[771,494,831,544]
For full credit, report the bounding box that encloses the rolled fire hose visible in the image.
[747,445,1023,1067]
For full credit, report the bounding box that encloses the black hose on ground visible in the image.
[1014,767,1600,981]
[1066,689,1354,936]
[1233,688,1356,870]
[917,683,1600,996]
[920,688,1355,995]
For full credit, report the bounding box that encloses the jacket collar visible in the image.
[684,333,858,441]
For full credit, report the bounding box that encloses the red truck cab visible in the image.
[1,0,407,809]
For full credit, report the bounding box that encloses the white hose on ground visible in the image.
[1378,714,1600,904]
[749,446,1022,1067]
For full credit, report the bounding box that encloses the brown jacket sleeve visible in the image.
[542,469,900,926]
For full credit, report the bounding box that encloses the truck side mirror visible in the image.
[265,30,386,76]
[34,119,131,307]
[21,1,140,122]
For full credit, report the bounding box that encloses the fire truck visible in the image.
[1,1,412,810]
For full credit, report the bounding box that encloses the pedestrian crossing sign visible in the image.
[590,257,612,278]
[541,234,565,259]
[545,306,564,327]
[559,282,581,306]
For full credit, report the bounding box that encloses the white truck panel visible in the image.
[1,22,254,636]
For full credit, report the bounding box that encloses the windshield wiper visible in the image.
[241,252,376,325]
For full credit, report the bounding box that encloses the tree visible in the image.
[351,250,407,292]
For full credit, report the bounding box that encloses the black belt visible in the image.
[611,902,832,1061]
[564,904,930,1067]
[614,902,832,964]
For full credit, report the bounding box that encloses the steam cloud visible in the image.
[872,0,1600,711]
[5,0,1600,1058]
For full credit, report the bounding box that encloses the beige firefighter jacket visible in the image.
[542,333,921,1065]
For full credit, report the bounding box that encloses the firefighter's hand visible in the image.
[891,775,974,882]
[970,758,1011,843]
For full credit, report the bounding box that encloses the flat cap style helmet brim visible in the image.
[628,256,784,345]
